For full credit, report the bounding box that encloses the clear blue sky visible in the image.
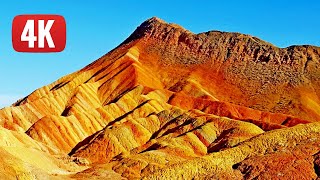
[0,0,319,107]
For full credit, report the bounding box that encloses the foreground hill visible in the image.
[0,17,320,179]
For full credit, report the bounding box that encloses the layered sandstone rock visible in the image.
[0,17,320,179]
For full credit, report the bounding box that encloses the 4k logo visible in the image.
[12,15,66,52]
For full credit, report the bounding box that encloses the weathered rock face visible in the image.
[0,17,320,179]
[127,17,320,122]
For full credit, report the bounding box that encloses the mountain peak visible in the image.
[122,17,189,44]
[140,17,186,31]
[144,17,166,24]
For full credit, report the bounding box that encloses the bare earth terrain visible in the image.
[1,17,320,179]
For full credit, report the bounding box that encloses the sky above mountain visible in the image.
[0,0,319,107]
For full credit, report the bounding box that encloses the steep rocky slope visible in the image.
[0,17,320,179]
